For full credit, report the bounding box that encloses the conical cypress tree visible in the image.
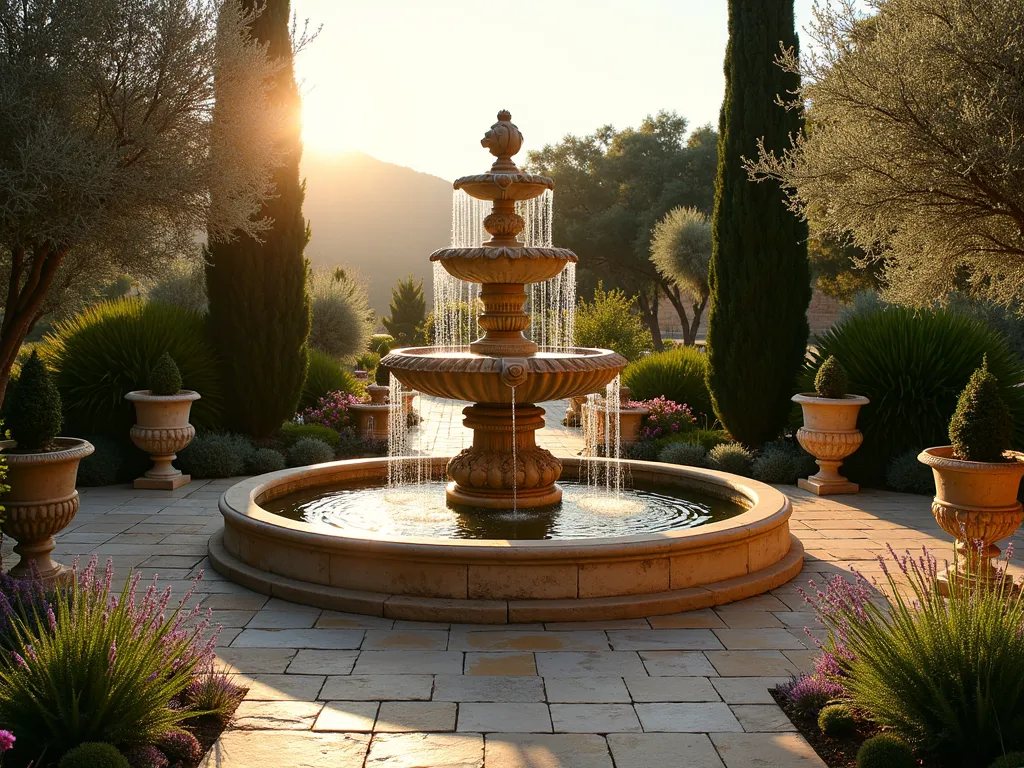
[705,0,811,447]
[205,0,311,437]
[382,276,426,347]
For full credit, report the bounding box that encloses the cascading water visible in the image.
[582,374,626,496]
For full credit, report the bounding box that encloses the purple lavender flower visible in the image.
[160,730,201,764]
[0,730,14,752]
[108,641,118,671]
[46,605,56,632]
[11,652,27,669]
[779,674,844,717]
[123,744,169,768]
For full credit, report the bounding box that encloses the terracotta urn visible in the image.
[125,390,201,490]
[792,393,870,495]
[918,446,1024,591]
[1,437,94,583]
[349,385,390,441]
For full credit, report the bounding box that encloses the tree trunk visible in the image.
[0,243,64,410]
[636,288,664,351]
[688,295,709,345]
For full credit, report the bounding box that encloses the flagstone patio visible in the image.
[4,397,1010,767]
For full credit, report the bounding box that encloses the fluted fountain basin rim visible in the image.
[430,246,577,285]
[381,347,627,403]
[209,456,802,623]
[454,172,554,202]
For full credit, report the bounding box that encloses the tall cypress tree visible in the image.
[205,0,311,437]
[705,0,810,447]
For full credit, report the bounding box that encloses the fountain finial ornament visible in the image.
[482,110,523,173]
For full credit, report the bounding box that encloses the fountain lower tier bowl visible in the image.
[380,347,625,404]
[208,457,804,623]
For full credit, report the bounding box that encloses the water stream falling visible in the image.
[583,374,625,496]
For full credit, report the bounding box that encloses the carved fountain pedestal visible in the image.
[383,111,626,509]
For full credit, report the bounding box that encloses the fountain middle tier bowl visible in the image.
[430,246,577,285]
[208,457,804,623]
[380,347,626,403]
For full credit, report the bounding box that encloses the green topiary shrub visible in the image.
[802,306,1024,485]
[659,441,708,467]
[59,742,130,768]
[148,352,182,396]
[279,423,342,450]
[246,447,286,475]
[949,357,1013,462]
[622,347,714,418]
[990,753,1024,768]
[299,349,360,412]
[177,433,252,478]
[39,299,223,434]
[814,355,848,399]
[707,443,753,476]
[288,437,335,467]
[6,350,62,450]
[856,734,915,768]
[818,704,857,738]
[885,449,934,494]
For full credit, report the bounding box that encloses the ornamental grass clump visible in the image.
[804,546,1024,765]
[6,350,62,451]
[0,557,222,761]
[707,443,753,476]
[183,663,244,726]
[814,355,848,399]
[148,353,182,397]
[658,441,708,468]
[949,357,1014,462]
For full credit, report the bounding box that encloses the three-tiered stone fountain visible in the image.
[209,112,803,623]
[382,111,625,509]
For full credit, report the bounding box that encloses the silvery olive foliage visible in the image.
[746,0,1024,306]
[307,268,375,362]
[0,0,284,399]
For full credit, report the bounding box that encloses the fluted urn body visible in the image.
[382,111,627,509]
[2,437,94,583]
[125,390,200,490]
[792,394,869,495]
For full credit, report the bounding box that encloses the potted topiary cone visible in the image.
[919,357,1024,592]
[792,356,870,495]
[1,351,93,582]
[125,352,200,490]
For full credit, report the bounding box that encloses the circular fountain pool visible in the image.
[209,457,803,623]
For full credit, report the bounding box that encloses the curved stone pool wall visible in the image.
[209,457,803,623]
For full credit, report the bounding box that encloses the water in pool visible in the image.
[265,479,745,541]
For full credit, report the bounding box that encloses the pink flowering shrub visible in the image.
[0,556,224,759]
[638,396,697,440]
[798,545,1024,763]
[297,390,361,431]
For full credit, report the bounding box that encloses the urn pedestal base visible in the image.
[135,472,192,491]
[798,468,859,496]
[446,403,563,510]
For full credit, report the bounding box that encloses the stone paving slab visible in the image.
[10,406,995,767]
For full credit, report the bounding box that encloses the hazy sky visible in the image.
[292,0,823,181]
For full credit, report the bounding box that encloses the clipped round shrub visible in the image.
[885,449,934,494]
[707,443,753,476]
[818,704,857,738]
[949,357,1013,462]
[289,437,335,467]
[122,745,169,768]
[990,753,1024,768]
[659,441,708,467]
[6,350,62,450]
[814,355,849,399]
[159,730,202,765]
[622,347,714,418]
[39,299,223,434]
[246,447,286,475]
[148,352,182,396]
[856,733,915,768]
[753,448,800,484]
[59,743,131,768]
[299,349,360,412]
[802,306,1024,485]
[177,433,252,478]
[76,434,148,487]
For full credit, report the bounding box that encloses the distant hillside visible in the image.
[300,150,452,316]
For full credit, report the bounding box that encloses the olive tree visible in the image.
[747,0,1024,306]
[308,268,375,362]
[0,0,282,400]
[649,207,712,345]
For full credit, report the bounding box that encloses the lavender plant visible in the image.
[803,546,1024,764]
[0,557,222,761]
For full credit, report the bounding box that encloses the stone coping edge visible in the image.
[208,530,805,623]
